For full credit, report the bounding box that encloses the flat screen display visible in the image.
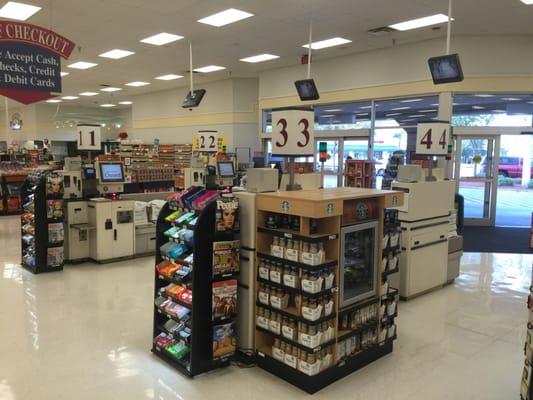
[428,54,464,84]
[217,161,235,177]
[182,89,206,108]
[99,163,124,182]
[294,79,320,101]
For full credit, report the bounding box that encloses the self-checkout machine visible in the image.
[389,121,459,299]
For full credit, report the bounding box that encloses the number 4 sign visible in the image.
[416,122,451,155]
[77,125,101,151]
[272,110,315,156]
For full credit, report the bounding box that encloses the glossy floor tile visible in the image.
[1,216,531,399]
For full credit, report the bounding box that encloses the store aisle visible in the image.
[0,215,530,400]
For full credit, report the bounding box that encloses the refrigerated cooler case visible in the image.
[339,221,379,308]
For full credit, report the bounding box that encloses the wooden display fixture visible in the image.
[254,187,403,393]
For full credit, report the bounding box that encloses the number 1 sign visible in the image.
[271,110,315,156]
[77,125,101,151]
[416,122,451,155]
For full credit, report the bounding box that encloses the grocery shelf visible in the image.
[257,253,337,271]
[258,227,338,243]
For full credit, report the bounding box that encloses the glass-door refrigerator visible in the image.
[339,220,379,308]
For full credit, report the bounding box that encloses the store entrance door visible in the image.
[454,135,500,226]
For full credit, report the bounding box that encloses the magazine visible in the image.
[212,322,236,359]
[48,223,64,244]
[212,280,237,319]
[212,240,240,277]
[215,196,239,232]
[47,199,64,219]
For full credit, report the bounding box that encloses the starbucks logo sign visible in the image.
[281,201,290,212]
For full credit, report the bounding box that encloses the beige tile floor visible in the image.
[1,215,531,400]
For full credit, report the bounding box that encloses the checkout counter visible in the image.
[389,165,462,300]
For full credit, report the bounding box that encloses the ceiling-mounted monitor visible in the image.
[294,79,320,101]
[182,89,206,108]
[428,54,464,84]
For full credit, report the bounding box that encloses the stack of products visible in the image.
[271,338,334,376]
[158,144,192,188]
[344,160,375,188]
[381,151,404,190]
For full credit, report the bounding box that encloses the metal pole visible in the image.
[446,0,453,55]
[307,20,313,79]
[189,42,194,93]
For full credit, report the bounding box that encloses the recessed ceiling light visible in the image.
[99,49,135,59]
[68,61,98,70]
[100,104,116,108]
[303,37,351,50]
[240,54,280,63]
[0,1,41,21]
[520,0,533,4]
[474,94,495,97]
[502,97,521,101]
[401,119,416,122]
[60,71,69,77]
[194,65,226,73]
[391,107,410,110]
[400,98,423,103]
[323,109,343,112]
[61,96,79,100]
[46,99,62,103]
[155,74,183,81]
[80,92,99,97]
[528,102,533,105]
[126,81,150,87]
[419,109,437,112]
[389,14,450,31]
[100,87,122,92]
[140,32,183,46]
[119,101,133,105]
[473,106,485,110]
[198,8,253,27]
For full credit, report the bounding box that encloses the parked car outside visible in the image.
[481,156,533,177]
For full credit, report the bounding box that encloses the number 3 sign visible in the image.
[272,110,315,156]
[77,125,101,151]
[416,122,451,155]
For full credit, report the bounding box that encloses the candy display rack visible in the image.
[152,187,239,377]
[20,169,65,274]
[254,187,403,393]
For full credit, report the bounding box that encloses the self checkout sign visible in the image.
[416,122,451,155]
[77,124,101,151]
[272,110,315,156]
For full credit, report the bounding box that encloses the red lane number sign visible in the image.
[272,110,315,156]
[416,122,451,155]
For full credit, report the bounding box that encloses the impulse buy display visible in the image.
[20,169,65,274]
[152,187,240,376]
[254,188,403,393]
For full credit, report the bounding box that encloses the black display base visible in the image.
[256,340,393,394]
[151,347,192,377]
[22,262,63,275]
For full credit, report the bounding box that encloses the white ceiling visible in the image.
[2,0,533,108]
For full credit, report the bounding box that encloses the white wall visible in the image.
[259,35,533,100]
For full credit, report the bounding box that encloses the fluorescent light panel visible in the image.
[61,96,79,100]
[473,106,485,109]
[60,72,69,77]
[100,87,121,92]
[391,107,411,110]
[198,8,253,27]
[140,32,183,46]
[303,37,351,50]
[126,81,150,87]
[46,99,62,103]
[474,94,495,98]
[100,104,116,108]
[400,98,423,103]
[521,0,533,4]
[99,49,135,59]
[119,101,133,105]
[419,109,437,112]
[502,97,521,101]
[323,109,343,112]
[80,92,99,96]
[194,65,225,73]
[68,61,97,70]
[240,54,279,63]
[0,1,41,21]
[389,14,450,31]
[155,74,183,81]
[408,114,425,118]
[320,114,336,118]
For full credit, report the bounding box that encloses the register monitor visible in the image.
[96,162,125,195]
[217,161,235,187]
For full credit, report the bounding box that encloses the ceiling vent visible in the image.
[368,26,397,36]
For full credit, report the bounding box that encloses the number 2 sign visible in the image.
[416,122,451,155]
[271,110,315,156]
[77,125,101,151]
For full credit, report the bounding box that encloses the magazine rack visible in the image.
[20,169,65,274]
[152,188,240,377]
